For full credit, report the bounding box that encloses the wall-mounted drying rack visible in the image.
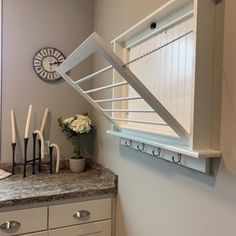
[57,0,223,174]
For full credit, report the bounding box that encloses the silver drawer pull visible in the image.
[73,210,90,219]
[0,221,21,232]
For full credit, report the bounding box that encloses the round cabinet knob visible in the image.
[0,221,21,232]
[73,210,90,220]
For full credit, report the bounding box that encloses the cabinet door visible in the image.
[49,198,111,229]
[0,207,47,236]
[22,232,48,236]
[49,220,111,236]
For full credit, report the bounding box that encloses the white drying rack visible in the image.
[56,32,190,140]
[56,31,221,175]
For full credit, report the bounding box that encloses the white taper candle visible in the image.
[33,130,44,160]
[24,105,33,139]
[40,108,48,134]
[50,143,60,173]
[10,110,16,143]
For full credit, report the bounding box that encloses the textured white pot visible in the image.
[69,157,85,173]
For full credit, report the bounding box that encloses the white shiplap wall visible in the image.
[125,18,194,136]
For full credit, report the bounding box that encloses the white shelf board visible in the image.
[125,10,194,49]
[107,130,221,159]
[112,0,193,45]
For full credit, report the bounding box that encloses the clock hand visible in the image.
[49,61,60,66]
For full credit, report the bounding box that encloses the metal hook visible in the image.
[172,153,182,164]
[124,139,132,147]
[137,143,145,151]
[152,148,161,157]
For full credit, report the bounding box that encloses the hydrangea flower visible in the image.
[58,114,94,157]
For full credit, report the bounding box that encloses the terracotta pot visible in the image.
[69,157,85,173]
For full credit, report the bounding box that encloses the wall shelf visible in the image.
[107,130,221,159]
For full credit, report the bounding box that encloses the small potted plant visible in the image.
[58,113,94,173]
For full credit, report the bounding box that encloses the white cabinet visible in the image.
[109,0,223,173]
[0,198,113,236]
[0,207,47,236]
[49,198,112,229]
[49,220,111,236]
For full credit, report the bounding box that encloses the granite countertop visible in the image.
[0,164,117,209]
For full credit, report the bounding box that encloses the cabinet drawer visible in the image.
[49,198,112,229]
[0,207,47,236]
[49,220,111,236]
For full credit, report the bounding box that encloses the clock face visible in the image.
[33,47,66,82]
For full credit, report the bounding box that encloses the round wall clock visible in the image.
[33,47,66,82]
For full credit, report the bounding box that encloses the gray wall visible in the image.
[221,0,236,172]
[2,0,94,162]
[93,1,236,236]
[2,1,236,236]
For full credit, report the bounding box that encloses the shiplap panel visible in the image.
[126,18,194,135]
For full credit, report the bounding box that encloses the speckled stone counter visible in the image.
[0,164,117,209]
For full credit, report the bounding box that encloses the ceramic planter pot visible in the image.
[69,157,85,173]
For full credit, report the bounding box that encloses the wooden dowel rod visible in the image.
[83,81,128,94]
[73,65,113,84]
[94,96,142,103]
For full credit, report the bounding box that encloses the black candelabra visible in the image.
[11,132,54,177]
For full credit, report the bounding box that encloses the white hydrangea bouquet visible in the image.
[58,113,94,158]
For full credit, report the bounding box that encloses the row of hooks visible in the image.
[124,139,182,164]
